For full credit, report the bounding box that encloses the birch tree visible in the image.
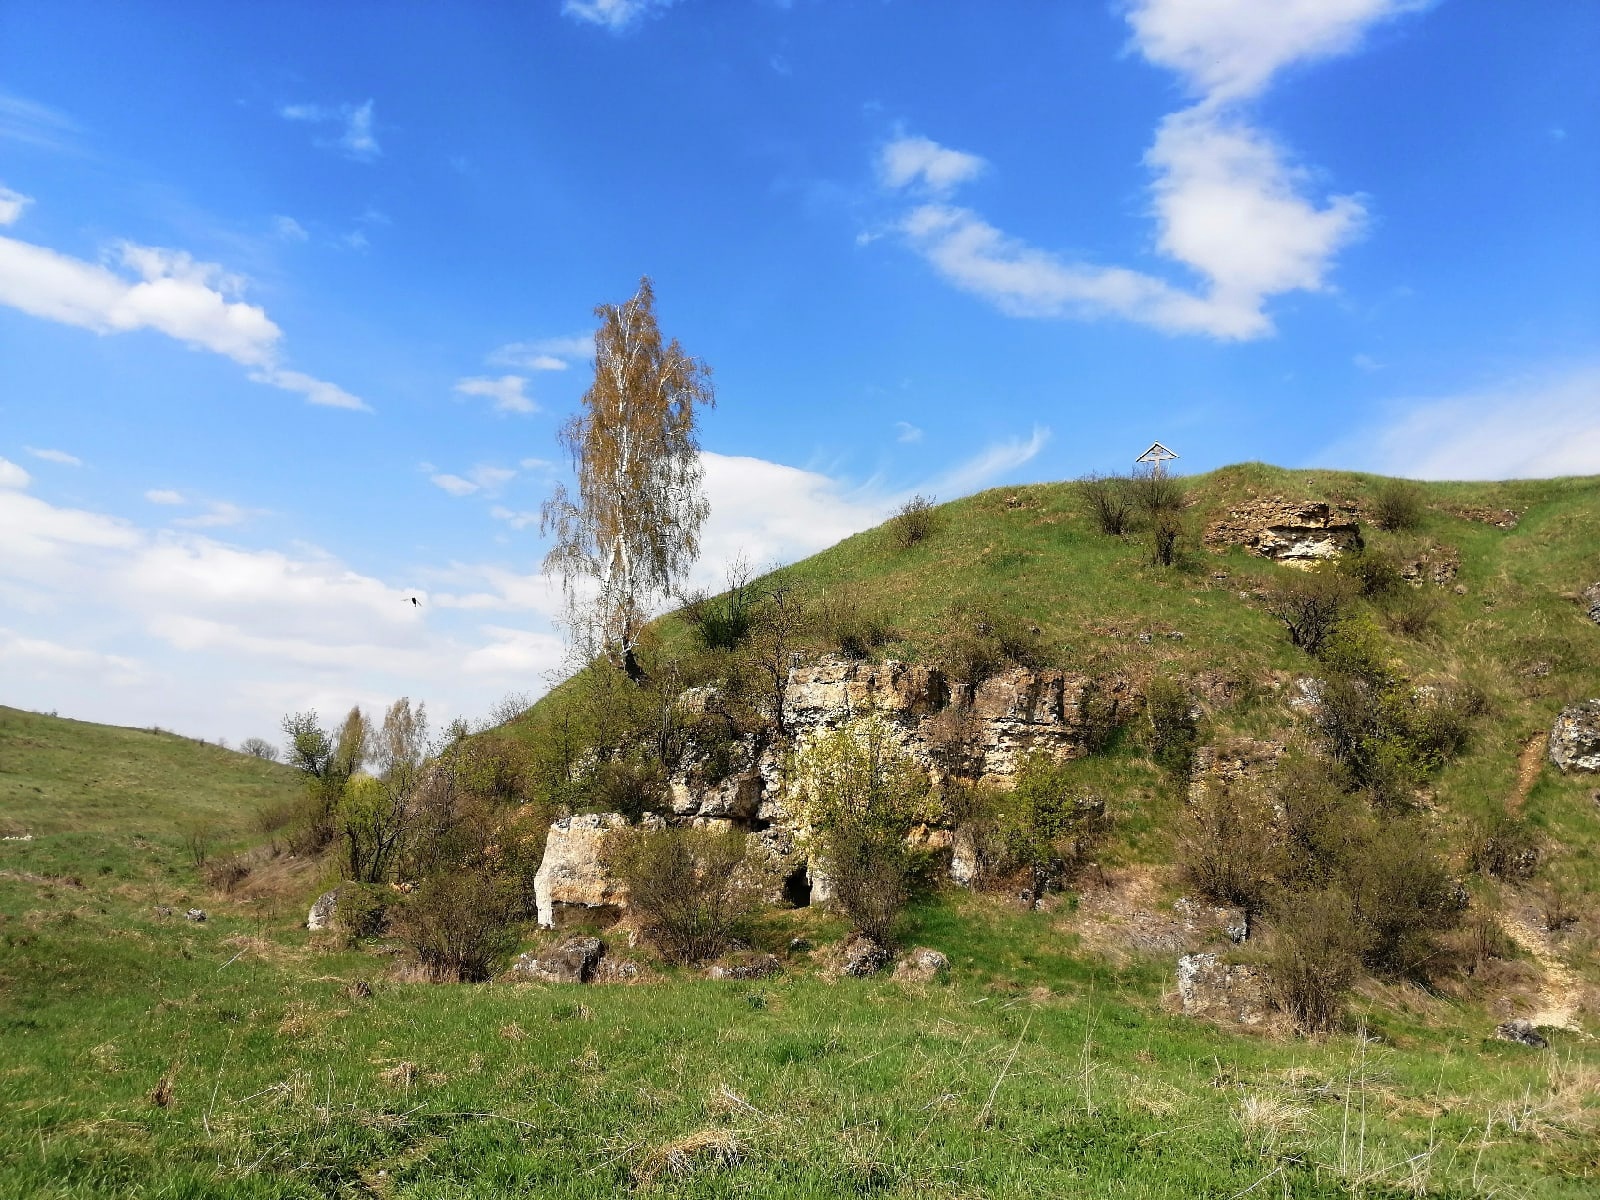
[542,277,715,681]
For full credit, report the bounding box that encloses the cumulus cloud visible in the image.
[27,447,80,466]
[489,334,592,370]
[0,220,368,410]
[877,0,1416,339]
[0,184,30,226]
[562,0,677,33]
[430,464,518,497]
[1329,363,1600,480]
[0,457,30,489]
[878,136,986,194]
[454,374,537,414]
[279,99,381,162]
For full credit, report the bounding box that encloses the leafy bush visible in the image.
[1144,676,1199,777]
[1263,570,1357,657]
[603,824,770,965]
[1344,825,1466,977]
[1147,512,1184,568]
[889,494,937,549]
[1178,784,1277,918]
[934,603,1051,689]
[390,873,518,982]
[1372,479,1425,531]
[333,881,391,941]
[1469,814,1540,882]
[995,753,1109,907]
[583,755,667,820]
[1380,587,1442,638]
[1077,677,1129,755]
[336,775,411,884]
[1075,473,1133,536]
[1127,468,1184,518]
[684,560,757,651]
[813,586,895,661]
[1337,547,1406,598]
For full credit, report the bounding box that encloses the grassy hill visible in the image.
[3,466,1599,1198]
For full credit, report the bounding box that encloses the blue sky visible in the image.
[1,0,1596,745]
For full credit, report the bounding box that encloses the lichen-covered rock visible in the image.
[784,659,949,731]
[307,888,339,932]
[534,814,630,928]
[1176,953,1268,1025]
[1494,1019,1550,1049]
[1206,497,1362,566]
[707,952,781,981]
[590,956,643,984]
[838,935,893,977]
[892,946,950,982]
[669,771,762,821]
[511,936,604,983]
[1549,701,1600,774]
[184,908,207,923]
[1583,583,1600,625]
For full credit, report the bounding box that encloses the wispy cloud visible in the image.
[0,184,31,227]
[279,99,381,162]
[454,374,537,414]
[173,500,262,529]
[27,447,81,466]
[272,214,308,242]
[876,0,1419,340]
[489,334,592,370]
[1327,362,1600,480]
[924,426,1050,498]
[144,489,185,505]
[894,421,923,443]
[0,207,367,411]
[562,0,677,33]
[430,464,518,497]
[0,93,80,153]
[0,457,30,489]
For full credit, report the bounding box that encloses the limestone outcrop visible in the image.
[511,936,604,983]
[1176,953,1269,1025]
[1205,497,1362,566]
[1583,582,1600,625]
[1188,739,1286,804]
[534,814,632,928]
[1549,701,1600,774]
[307,888,338,932]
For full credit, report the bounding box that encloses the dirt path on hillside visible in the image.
[1500,908,1583,1032]
[1508,732,1548,815]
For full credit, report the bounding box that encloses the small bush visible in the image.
[603,825,770,965]
[1337,548,1406,598]
[1077,677,1128,755]
[584,756,667,820]
[934,604,1051,689]
[1265,888,1364,1035]
[1127,468,1185,517]
[1178,784,1277,917]
[684,562,757,652]
[1075,473,1133,536]
[814,587,895,660]
[333,881,392,942]
[996,754,1110,907]
[1380,588,1442,639]
[390,873,518,982]
[239,736,279,761]
[202,853,251,894]
[1145,676,1199,777]
[824,822,913,946]
[1148,512,1184,568]
[889,494,937,549]
[1345,826,1465,977]
[1372,479,1425,531]
[182,824,215,869]
[1263,570,1357,657]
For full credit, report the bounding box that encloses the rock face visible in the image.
[1188,739,1286,804]
[534,814,631,928]
[1176,953,1268,1025]
[307,889,339,932]
[1401,546,1460,587]
[511,936,604,983]
[1549,702,1600,774]
[1495,1019,1550,1049]
[893,947,950,982]
[1205,497,1362,566]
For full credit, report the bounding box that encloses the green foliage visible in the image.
[1337,546,1406,598]
[994,753,1109,907]
[1263,569,1357,657]
[335,775,409,885]
[888,493,937,549]
[1074,472,1134,536]
[602,824,769,964]
[389,872,519,982]
[1178,781,1277,917]
[1263,887,1364,1035]
[1372,478,1426,531]
[1144,676,1199,777]
[1469,813,1541,881]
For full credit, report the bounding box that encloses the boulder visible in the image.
[511,936,604,984]
[838,934,893,977]
[892,947,950,982]
[534,813,631,928]
[1549,701,1600,774]
[307,888,339,932]
[1584,583,1600,625]
[1205,497,1362,566]
[590,956,643,984]
[1494,1019,1550,1049]
[707,952,782,981]
[1176,953,1268,1026]
[184,908,207,923]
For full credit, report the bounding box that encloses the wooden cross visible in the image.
[1135,441,1179,477]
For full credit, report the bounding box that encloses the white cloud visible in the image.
[895,421,923,443]
[1126,0,1425,106]
[279,99,381,162]
[879,136,987,194]
[0,457,31,489]
[0,184,30,226]
[430,464,517,497]
[877,0,1413,339]
[0,221,367,410]
[145,489,185,505]
[1330,363,1600,480]
[924,426,1051,498]
[454,374,537,414]
[490,506,541,530]
[0,93,79,153]
[26,447,80,466]
[0,629,143,685]
[173,501,259,529]
[489,334,592,370]
[271,214,308,242]
[562,0,677,33]
[431,474,479,497]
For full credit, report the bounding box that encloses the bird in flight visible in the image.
[407,597,420,607]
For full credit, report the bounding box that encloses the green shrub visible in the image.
[1344,824,1465,977]
[390,873,518,982]
[996,753,1109,908]
[603,824,770,965]
[814,586,895,660]
[889,494,938,549]
[333,881,391,942]
[1337,547,1406,598]
[1178,784,1277,918]
[934,603,1051,689]
[1264,888,1364,1035]
[1372,479,1425,531]
[1145,676,1199,777]
[1469,814,1540,882]
[1380,587,1442,638]
[1263,570,1357,657]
